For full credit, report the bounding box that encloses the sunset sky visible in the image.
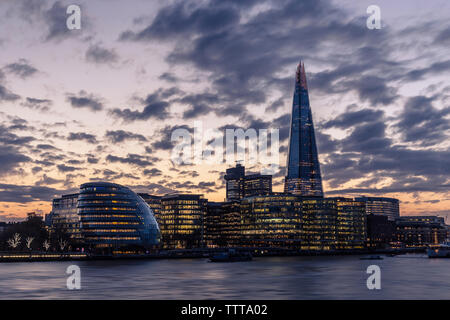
[0,0,449,222]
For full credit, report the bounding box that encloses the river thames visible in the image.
[0,253,448,299]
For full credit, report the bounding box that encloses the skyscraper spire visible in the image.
[285,61,323,197]
[296,61,308,90]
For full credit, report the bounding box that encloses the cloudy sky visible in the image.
[0,0,449,221]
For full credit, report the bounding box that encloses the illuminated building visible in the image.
[395,216,447,246]
[159,194,207,249]
[224,163,245,201]
[355,196,399,221]
[225,163,272,201]
[220,201,241,247]
[205,202,223,247]
[332,197,366,250]
[47,193,82,243]
[205,201,241,248]
[244,174,272,198]
[284,62,323,197]
[240,195,303,248]
[300,197,337,250]
[138,193,162,218]
[78,182,160,253]
[239,195,367,250]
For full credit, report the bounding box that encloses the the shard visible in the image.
[284,61,324,197]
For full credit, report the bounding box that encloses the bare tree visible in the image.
[25,237,34,251]
[58,238,68,252]
[7,233,21,250]
[43,240,50,251]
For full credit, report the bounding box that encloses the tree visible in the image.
[0,215,49,251]
[25,236,34,251]
[7,233,21,250]
[43,240,51,251]
[59,238,68,252]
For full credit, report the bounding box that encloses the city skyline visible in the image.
[0,0,449,221]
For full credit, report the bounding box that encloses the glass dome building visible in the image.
[78,182,160,253]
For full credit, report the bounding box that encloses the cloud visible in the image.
[85,43,119,64]
[322,107,384,129]
[87,156,99,164]
[44,1,80,41]
[395,95,450,146]
[66,90,104,111]
[21,97,53,111]
[119,3,239,41]
[106,154,156,167]
[434,26,450,45]
[0,124,35,145]
[109,92,171,122]
[143,168,162,176]
[105,130,147,143]
[0,183,64,203]
[36,174,64,186]
[0,145,31,176]
[118,0,394,118]
[36,144,59,151]
[57,164,80,173]
[159,72,178,83]
[0,85,20,102]
[151,124,192,151]
[3,59,38,79]
[67,132,98,144]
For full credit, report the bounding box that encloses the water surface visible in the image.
[0,254,448,299]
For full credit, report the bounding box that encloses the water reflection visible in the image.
[0,254,449,299]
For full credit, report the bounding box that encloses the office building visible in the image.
[224,163,245,201]
[225,163,272,201]
[332,197,366,250]
[205,201,241,248]
[47,193,82,243]
[139,193,162,218]
[240,195,303,248]
[366,214,395,249]
[355,196,400,221]
[78,182,160,253]
[284,62,323,197]
[244,174,272,198]
[159,194,207,249]
[395,216,447,246]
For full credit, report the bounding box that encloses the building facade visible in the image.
[240,195,303,248]
[224,163,245,201]
[244,174,272,198]
[47,193,82,243]
[284,62,323,197]
[225,163,272,201]
[139,194,162,218]
[333,198,366,250]
[355,196,400,221]
[205,201,241,248]
[78,182,160,253]
[366,214,395,249]
[159,194,207,249]
[395,216,447,246]
[238,195,366,251]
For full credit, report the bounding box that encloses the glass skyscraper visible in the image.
[285,61,324,197]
